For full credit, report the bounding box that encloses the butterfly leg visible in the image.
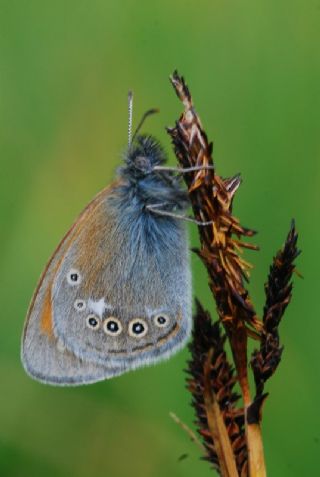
[153,165,215,174]
[146,203,213,226]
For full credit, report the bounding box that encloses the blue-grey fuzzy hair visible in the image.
[116,134,189,211]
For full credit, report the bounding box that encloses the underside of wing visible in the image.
[22,181,192,386]
[50,192,192,374]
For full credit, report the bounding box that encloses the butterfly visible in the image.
[21,94,204,386]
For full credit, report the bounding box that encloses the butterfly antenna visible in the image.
[131,107,160,144]
[128,90,133,147]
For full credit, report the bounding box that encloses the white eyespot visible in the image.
[154,314,170,328]
[67,268,82,286]
[74,299,86,311]
[103,317,123,337]
[86,314,100,330]
[128,319,148,338]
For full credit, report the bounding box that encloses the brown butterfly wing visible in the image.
[50,186,191,374]
[23,180,191,385]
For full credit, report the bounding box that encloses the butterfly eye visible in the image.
[74,299,86,311]
[67,269,82,286]
[128,319,148,338]
[134,156,150,171]
[86,315,100,330]
[103,317,122,336]
[154,314,169,328]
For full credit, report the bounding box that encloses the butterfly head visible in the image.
[120,134,166,181]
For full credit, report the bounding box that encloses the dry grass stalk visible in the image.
[167,72,299,477]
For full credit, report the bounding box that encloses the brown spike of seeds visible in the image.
[167,72,299,477]
[187,301,247,475]
[251,221,300,397]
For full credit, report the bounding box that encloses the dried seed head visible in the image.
[251,220,300,397]
[187,301,247,475]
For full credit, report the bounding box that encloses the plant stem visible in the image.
[203,350,239,477]
[230,326,266,477]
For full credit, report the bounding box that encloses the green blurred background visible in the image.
[0,1,319,475]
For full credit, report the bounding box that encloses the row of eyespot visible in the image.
[86,314,169,338]
[74,299,169,331]
[68,272,170,337]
